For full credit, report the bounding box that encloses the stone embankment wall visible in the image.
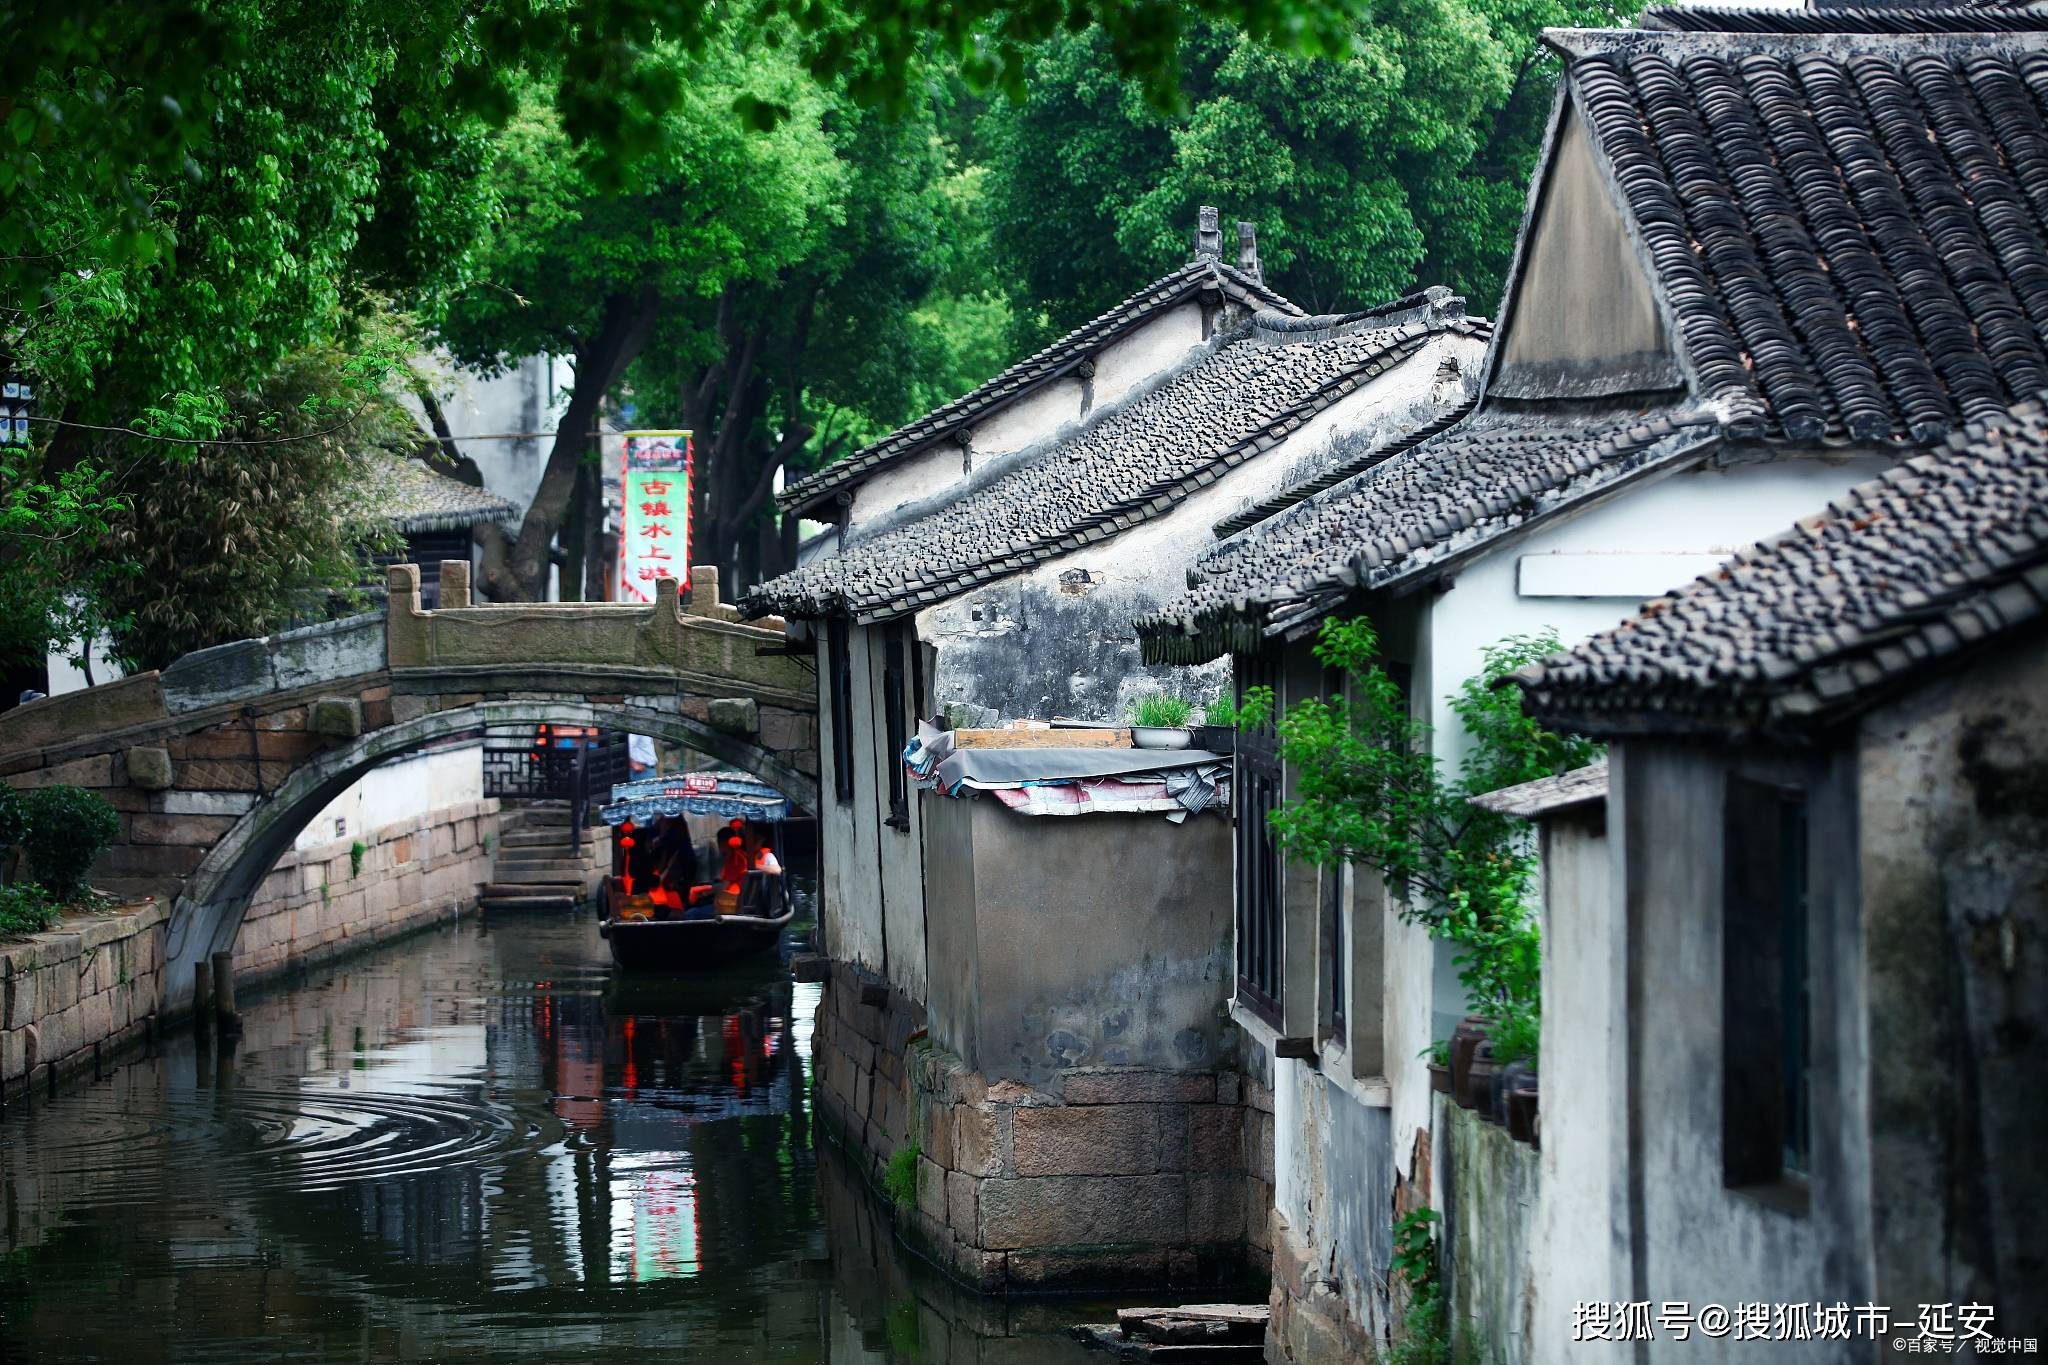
[812,959,1274,1293]
[0,797,497,1102]
[232,797,499,981]
[1,901,168,1101]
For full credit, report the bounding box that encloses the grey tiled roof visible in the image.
[1468,761,1609,820]
[1211,394,1478,537]
[345,451,518,534]
[748,305,1469,623]
[1515,396,2048,737]
[776,258,1300,518]
[1552,22,2048,444]
[1642,6,2048,36]
[1137,409,1720,664]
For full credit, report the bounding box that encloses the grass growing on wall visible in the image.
[883,1142,922,1210]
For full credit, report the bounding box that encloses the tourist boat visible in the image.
[596,771,796,971]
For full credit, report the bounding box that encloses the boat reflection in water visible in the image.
[0,908,1102,1364]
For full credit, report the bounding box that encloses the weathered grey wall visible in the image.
[920,792,980,1068]
[1269,1063,1396,1360]
[1856,630,2048,1335]
[1446,1105,1540,1364]
[1613,741,1875,1361]
[1527,808,1629,1363]
[0,901,166,1099]
[928,800,1231,1087]
[1491,104,1679,399]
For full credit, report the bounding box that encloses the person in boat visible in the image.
[647,818,705,921]
[713,822,750,917]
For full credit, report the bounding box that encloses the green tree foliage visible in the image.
[981,0,1620,335]
[91,344,417,671]
[435,35,857,598]
[624,88,990,588]
[2,1,498,666]
[19,785,120,901]
[1238,618,1599,1063]
[4,0,1370,304]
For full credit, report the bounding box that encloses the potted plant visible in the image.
[1505,1069,1539,1146]
[1128,693,1194,749]
[1460,1039,1500,1116]
[1191,696,1239,754]
[1423,1040,1452,1094]
[1448,1015,1492,1101]
[1487,1008,1538,1132]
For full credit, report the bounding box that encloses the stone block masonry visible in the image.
[0,900,169,1103]
[231,798,499,984]
[0,796,499,1103]
[809,959,1264,1293]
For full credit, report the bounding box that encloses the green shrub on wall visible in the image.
[1237,620,1599,1065]
[0,883,57,936]
[20,786,120,901]
[0,786,27,884]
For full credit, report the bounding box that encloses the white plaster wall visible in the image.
[1423,454,1892,781]
[860,624,928,1001]
[819,628,883,973]
[408,351,573,517]
[291,744,484,850]
[1528,814,1630,1364]
[815,642,880,970]
[1090,302,1207,407]
[851,445,972,531]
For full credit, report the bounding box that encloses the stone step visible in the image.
[477,892,580,912]
[489,871,589,892]
[493,859,590,879]
[475,879,581,900]
[500,831,577,849]
[506,813,574,830]
[495,848,589,866]
[493,839,585,859]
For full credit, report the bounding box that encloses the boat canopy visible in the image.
[600,770,793,825]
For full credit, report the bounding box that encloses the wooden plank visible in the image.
[952,727,1131,749]
[1123,1306,1269,1327]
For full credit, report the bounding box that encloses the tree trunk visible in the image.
[489,286,658,602]
[580,457,607,601]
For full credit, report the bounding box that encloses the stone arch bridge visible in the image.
[0,563,817,1005]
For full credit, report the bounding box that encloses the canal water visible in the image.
[0,909,1116,1363]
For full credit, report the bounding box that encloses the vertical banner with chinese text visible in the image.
[618,430,691,604]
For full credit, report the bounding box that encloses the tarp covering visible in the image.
[905,723,1228,821]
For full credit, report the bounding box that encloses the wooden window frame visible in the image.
[1235,649,1285,1026]
[882,624,910,831]
[1722,775,1812,1202]
[827,617,855,805]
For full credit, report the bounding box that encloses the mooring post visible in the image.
[210,951,240,1038]
[193,960,214,1039]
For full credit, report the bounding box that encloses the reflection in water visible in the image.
[0,910,1105,1364]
